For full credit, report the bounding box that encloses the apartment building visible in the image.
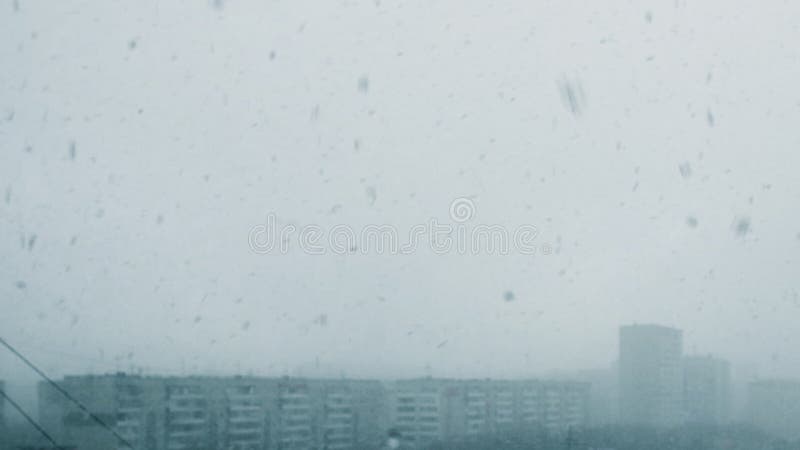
[224,384,264,450]
[317,386,352,449]
[38,374,129,450]
[37,373,587,449]
[165,383,213,449]
[683,355,731,424]
[747,379,800,440]
[619,324,684,426]
[273,379,312,449]
[390,378,454,446]
[387,378,590,446]
[38,374,388,450]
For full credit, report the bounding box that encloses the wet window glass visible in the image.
[2,1,800,449]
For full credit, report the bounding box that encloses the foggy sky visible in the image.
[2,0,800,387]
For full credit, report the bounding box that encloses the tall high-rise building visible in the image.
[730,363,759,422]
[618,324,683,426]
[747,379,800,440]
[683,355,731,424]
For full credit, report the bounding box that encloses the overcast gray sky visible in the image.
[2,0,800,386]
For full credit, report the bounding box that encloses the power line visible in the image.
[0,336,134,449]
[0,387,63,449]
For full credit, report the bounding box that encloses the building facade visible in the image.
[38,374,589,449]
[683,355,731,424]
[387,378,589,447]
[38,374,389,450]
[618,324,683,426]
[747,379,800,440]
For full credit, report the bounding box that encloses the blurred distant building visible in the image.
[387,378,589,447]
[730,363,759,422]
[388,378,460,445]
[566,368,619,426]
[516,380,588,432]
[39,374,590,449]
[618,324,683,426]
[38,373,389,450]
[682,355,731,424]
[747,379,800,440]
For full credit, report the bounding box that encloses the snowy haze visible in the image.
[2,0,800,387]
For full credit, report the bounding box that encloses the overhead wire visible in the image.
[0,336,135,449]
[0,386,63,449]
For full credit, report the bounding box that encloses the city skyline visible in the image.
[0,323,772,418]
[2,322,798,448]
[3,322,780,382]
[0,321,773,384]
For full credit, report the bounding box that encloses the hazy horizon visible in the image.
[3,0,800,396]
